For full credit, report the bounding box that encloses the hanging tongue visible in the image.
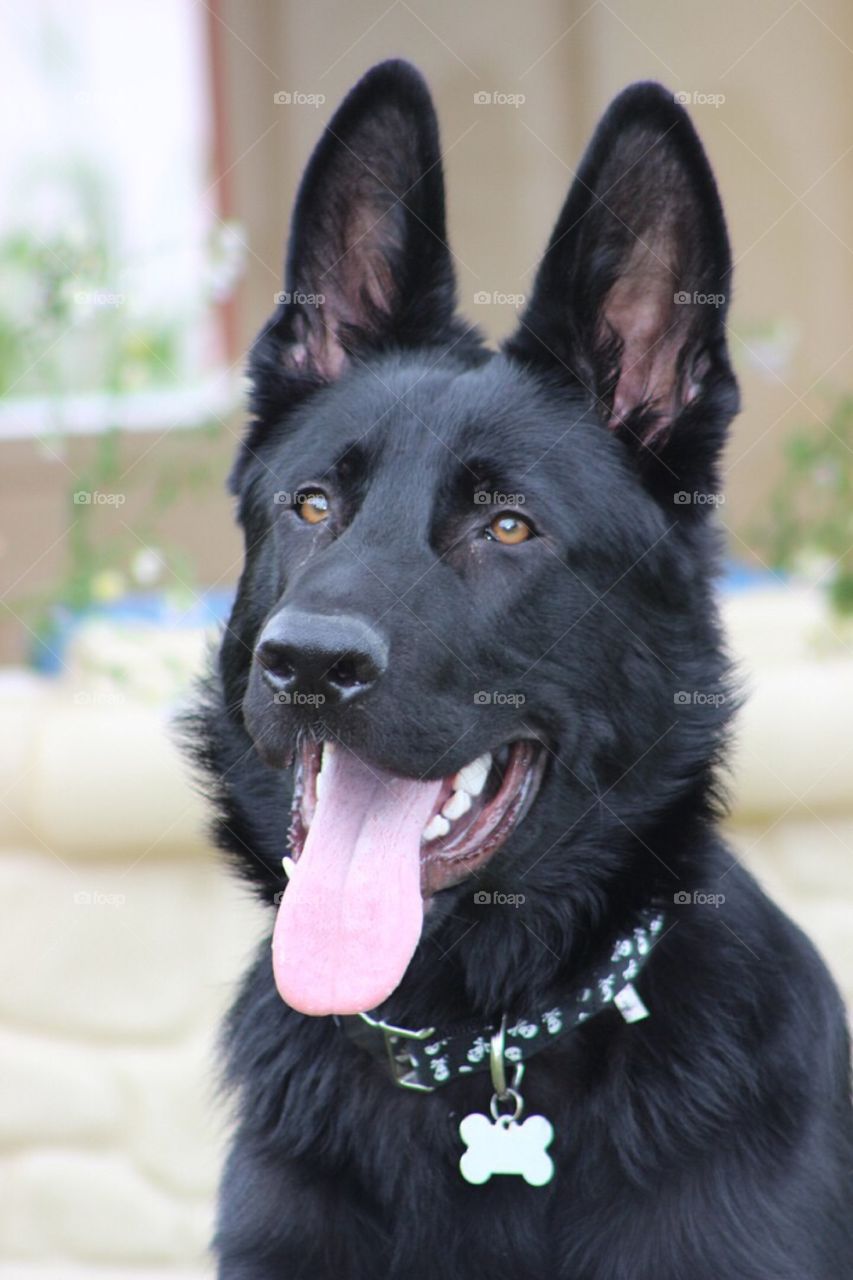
[272,747,444,1016]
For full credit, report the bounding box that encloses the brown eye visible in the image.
[487,513,533,545]
[296,490,330,525]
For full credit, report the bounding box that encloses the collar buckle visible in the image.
[357,1012,437,1093]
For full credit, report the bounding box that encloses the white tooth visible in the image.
[453,752,492,797]
[282,856,297,879]
[316,743,333,798]
[423,813,451,842]
[442,789,472,820]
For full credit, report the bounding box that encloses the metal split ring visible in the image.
[490,1087,524,1123]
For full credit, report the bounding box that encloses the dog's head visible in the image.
[218,61,738,1015]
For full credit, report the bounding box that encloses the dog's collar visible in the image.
[335,907,666,1092]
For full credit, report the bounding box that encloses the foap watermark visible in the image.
[72,689,126,707]
[273,690,326,707]
[474,691,525,707]
[73,490,126,506]
[273,90,326,108]
[473,890,526,908]
[674,91,725,108]
[73,890,126,907]
[274,290,325,307]
[473,90,526,108]
[474,490,526,506]
[473,290,526,308]
[273,490,317,506]
[673,890,726,908]
[674,290,726,308]
[673,690,728,708]
[73,289,125,309]
[673,490,725,506]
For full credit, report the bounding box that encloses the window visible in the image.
[0,0,242,438]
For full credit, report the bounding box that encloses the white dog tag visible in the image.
[459,1111,554,1186]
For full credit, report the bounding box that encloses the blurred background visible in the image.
[1,0,852,1275]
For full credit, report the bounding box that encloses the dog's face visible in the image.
[222,62,738,1016]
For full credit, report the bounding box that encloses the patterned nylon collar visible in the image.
[335,908,666,1092]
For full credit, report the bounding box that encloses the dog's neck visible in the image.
[336,903,665,1093]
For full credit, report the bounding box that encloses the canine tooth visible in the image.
[423,813,451,842]
[282,856,297,879]
[453,753,492,797]
[442,789,472,821]
[316,743,333,797]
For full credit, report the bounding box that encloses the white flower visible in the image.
[131,547,165,586]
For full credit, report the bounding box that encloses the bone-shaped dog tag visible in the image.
[459,1111,554,1186]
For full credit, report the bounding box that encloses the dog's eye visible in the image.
[486,513,533,545]
[296,490,330,525]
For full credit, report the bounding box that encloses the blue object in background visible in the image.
[722,561,782,594]
[31,589,236,674]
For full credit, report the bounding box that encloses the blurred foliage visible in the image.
[753,394,853,616]
[25,418,226,666]
[0,159,184,402]
[1,161,244,647]
[2,14,245,666]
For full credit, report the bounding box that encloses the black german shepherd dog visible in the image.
[190,61,853,1278]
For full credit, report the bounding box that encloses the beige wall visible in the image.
[3,0,853,656]
[217,0,853,526]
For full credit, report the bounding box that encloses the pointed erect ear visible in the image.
[252,60,460,395]
[505,83,738,467]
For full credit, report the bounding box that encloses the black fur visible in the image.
[188,61,853,1278]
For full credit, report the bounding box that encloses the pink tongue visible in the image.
[272,747,443,1016]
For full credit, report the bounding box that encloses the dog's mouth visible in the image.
[272,739,544,1017]
[289,739,544,893]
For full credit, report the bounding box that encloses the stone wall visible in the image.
[0,677,265,1278]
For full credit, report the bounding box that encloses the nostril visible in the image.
[327,650,382,691]
[256,641,297,685]
[328,656,362,689]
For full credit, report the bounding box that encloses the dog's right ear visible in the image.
[242,61,460,464]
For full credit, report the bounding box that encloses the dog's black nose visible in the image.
[256,609,388,705]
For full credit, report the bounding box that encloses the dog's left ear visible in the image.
[505,83,738,472]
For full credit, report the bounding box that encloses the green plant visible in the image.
[753,394,853,616]
[0,160,187,406]
[2,16,245,666]
[22,418,227,667]
[2,159,244,644]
